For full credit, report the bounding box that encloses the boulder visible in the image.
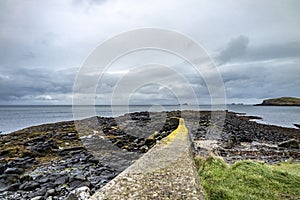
[294,124,300,129]
[4,167,24,175]
[30,187,47,197]
[31,196,44,200]
[66,186,90,200]
[6,182,20,191]
[19,181,40,191]
[45,188,56,198]
[140,145,149,153]
[54,176,68,185]
[145,138,155,147]
[278,139,299,149]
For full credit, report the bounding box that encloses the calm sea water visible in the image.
[0,105,299,134]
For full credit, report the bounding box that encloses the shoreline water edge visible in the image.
[0,110,299,199]
[1,104,300,134]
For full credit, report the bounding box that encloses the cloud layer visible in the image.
[0,0,299,105]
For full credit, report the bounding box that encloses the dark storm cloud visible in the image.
[217,36,249,65]
[0,67,76,102]
[215,35,300,103]
[217,37,300,65]
[220,60,300,100]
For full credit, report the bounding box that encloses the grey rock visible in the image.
[0,180,6,189]
[0,173,19,184]
[70,175,86,182]
[4,167,24,174]
[0,186,8,193]
[37,177,50,184]
[20,174,33,182]
[31,187,47,197]
[251,141,262,147]
[19,181,40,191]
[69,180,82,189]
[140,145,149,153]
[54,176,68,185]
[31,196,44,200]
[45,188,56,198]
[145,138,155,146]
[66,186,90,200]
[278,139,299,149]
[294,124,300,129]
[6,183,20,191]
[69,180,90,189]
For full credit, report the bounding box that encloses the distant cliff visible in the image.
[255,97,300,106]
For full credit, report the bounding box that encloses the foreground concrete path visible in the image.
[90,118,205,200]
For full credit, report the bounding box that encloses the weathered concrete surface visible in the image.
[90,118,205,200]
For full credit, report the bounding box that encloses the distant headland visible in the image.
[255,97,300,106]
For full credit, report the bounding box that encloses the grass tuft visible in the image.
[195,156,300,200]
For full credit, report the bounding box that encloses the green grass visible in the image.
[270,160,300,177]
[262,97,300,106]
[195,156,300,200]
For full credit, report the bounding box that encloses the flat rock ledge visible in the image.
[90,118,205,200]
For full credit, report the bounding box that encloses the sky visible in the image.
[0,0,299,105]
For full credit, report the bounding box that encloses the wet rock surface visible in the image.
[0,138,117,199]
[188,111,300,164]
[0,111,180,199]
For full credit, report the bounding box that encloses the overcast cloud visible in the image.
[0,0,299,105]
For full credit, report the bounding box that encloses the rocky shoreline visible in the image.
[0,111,180,200]
[189,111,300,164]
[0,110,299,199]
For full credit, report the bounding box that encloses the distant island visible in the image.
[178,103,188,106]
[255,97,300,106]
[231,103,244,105]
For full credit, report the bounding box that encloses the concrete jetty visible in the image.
[90,118,205,200]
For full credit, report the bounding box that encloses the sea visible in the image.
[0,105,299,134]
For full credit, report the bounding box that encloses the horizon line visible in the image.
[0,104,253,106]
